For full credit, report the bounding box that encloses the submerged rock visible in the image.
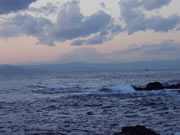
[114,125,160,135]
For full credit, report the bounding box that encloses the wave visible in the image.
[100,85,136,93]
[29,82,180,95]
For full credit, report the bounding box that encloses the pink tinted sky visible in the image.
[0,0,180,64]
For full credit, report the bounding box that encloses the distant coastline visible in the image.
[0,60,180,72]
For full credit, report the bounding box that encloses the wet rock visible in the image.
[114,125,160,135]
[133,82,164,91]
[146,82,164,90]
[133,81,180,91]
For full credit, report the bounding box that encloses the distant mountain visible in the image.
[35,60,180,72]
[0,60,180,72]
[0,65,48,73]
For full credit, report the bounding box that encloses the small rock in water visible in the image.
[113,125,160,135]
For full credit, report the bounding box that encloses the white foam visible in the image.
[81,88,98,92]
[106,85,135,93]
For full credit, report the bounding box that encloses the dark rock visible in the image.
[133,82,164,91]
[146,82,164,90]
[133,82,180,91]
[114,125,160,135]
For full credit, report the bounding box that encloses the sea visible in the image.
[0,70,180,135]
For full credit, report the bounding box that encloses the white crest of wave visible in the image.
[106,85,135,93]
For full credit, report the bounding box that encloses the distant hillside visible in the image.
[35,60,180,72]
[0,65,47,73]
[0,60,180,72]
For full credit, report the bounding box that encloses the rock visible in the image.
[133,82,164,91]
[133,81,180,91]
[114,125,160,135]
[146,82,164,90]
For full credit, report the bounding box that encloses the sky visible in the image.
[0,0,180,64]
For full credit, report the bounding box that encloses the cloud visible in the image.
[58,40,180,63]
[0,0,37,14]
[0,14,54,45]
[176,27,180,31]
[28,2,58,15]
[100,2,106,8]
[57,48,107,63]
[110,40,180,61]
[139,0,172,10]
[0,0,179,46]
[0,0,122,46]
[119,0,180,34]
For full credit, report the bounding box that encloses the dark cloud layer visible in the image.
[0,0,37,14]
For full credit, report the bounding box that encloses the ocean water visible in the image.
[0,70,180,135]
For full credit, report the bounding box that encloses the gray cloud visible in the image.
[0,0,37,14]
[100,2,106,8]
[0,0,179,46]
[0,14,54,45]
[176,27,180,31]
[28,3,57,15]
[58,40,180,63]
[139,0,172,10]
[0,0,122,46]
[110,40,180,61]
[119,0,180,34]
